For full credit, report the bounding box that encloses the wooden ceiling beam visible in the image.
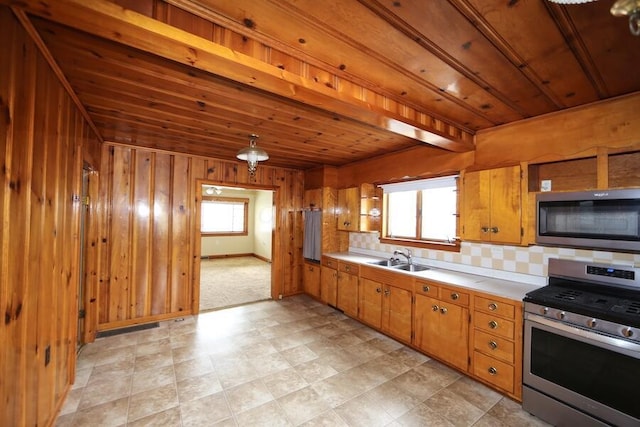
[4,0,475,152]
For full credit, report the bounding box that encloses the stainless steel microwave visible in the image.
[536,189,640,252]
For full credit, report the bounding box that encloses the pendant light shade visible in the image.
[236,134,269,176]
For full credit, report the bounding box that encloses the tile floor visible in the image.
[56,295,550,427]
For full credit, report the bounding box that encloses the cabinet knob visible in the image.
[489,341,498,350]
[344,221,350,226]
[422,285,430,292]
[376,287,382,293]
[440,307,448,315]
[431,305,439,312]
[450,293,459,300]
[489,320,498,329]
[488,367,498,375]
[384,289,390,296]
[481,227,489,233]
[488,302,498,311]
[345,265,350,272]
[491,227,499,234]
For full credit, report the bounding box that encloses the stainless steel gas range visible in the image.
[523,258,640,427]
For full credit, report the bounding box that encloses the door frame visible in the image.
[192,179,279,313]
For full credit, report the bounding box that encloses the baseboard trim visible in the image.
[201,253,272,263]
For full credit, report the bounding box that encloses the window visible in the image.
[200,197,249,235]
[381,176,459,250]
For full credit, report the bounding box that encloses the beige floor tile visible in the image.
[176,371,223,403]
[334,393,394,427]
[71,397,129,427]
[127,383,179,422]
[57,295,546,427]
[262,367,309,399]
[126,407,182,427]
[234,400,291,427]
[180,392,233,427]
[225,378,274,414]
[277,385,331,425]
[131,364,176,394]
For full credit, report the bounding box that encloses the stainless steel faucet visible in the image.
[393,248,413,265]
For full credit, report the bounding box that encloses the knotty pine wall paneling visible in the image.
[1,6,100,426]
[96,144,305,331]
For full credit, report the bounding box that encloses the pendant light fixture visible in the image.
[236,133,269,177]
[548,0,640,36]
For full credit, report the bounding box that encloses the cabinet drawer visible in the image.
[338,261,359,275]
[473,351,514,394]
[440,286,469,306]
[415,281,439,296]
[322,257,338,269]
[473,330,515,364]
[474,312,515,339]
[474,295,515,319]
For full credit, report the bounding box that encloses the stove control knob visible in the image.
[540,307,549,315]
[587,319,597,328]
[557,311,566,320]
[622,327,634,338]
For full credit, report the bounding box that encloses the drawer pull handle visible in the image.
[432,305,439,312]
[489,320,498,329]
[440,307,448,315]
[488,367,498,375]
[488,302,498,311]
[450,293,459,300]
[489,341,498,350]
[423,285,430,292]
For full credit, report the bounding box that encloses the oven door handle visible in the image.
[525,313,640,354]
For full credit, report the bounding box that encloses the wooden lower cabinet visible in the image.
[320,257,338,306]
[337,261,359,317]
[470,293,523,400]
[381,284,412,343]
[359,278,383,329]
[303,262,321,299]
[414,291,469,372]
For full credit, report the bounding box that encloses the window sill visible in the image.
[379,237,461,252]
[201,232,248,237]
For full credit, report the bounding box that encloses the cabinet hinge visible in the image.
[78,309,86,319]
[468,356,471,367]
[521,227,524,237]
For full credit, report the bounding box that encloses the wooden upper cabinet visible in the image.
[461,166,522,244]
[337,187,360,231]
[337,184,382,232]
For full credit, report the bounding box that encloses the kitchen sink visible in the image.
[368,259,402,267]
[392,264,430,272]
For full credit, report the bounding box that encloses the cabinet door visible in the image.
[461,169,491,241]
[414,294,468,371]
[337,187,359,231]
[382,284,412,343]
[359,278,383,329]
[304,263,320,298]
[337,272,358,317]
[320,266,337,306]
[489,166,521,244]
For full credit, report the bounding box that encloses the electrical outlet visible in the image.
[45,345,51,367]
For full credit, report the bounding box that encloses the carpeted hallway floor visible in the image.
[199,256,272,311]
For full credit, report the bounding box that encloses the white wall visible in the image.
[200,186,273,260]
[253,190,273,261]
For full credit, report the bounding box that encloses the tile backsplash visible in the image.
[349,232,640,282]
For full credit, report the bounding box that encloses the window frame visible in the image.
[380,176,460,252]
[200,196,249,236]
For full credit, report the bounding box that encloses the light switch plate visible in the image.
[541,180,552,192]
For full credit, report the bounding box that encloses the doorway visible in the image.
[196,183,275,311]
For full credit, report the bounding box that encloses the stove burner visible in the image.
[554,289,581,301]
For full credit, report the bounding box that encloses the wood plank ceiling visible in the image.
[7,0,640,170]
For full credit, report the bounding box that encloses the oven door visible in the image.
[524,313,640,427]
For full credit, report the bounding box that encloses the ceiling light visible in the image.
[611,0,640,35]
[548,0,640,36]
[236,134,269,177]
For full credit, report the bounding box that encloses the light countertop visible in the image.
[323,251,542,301]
